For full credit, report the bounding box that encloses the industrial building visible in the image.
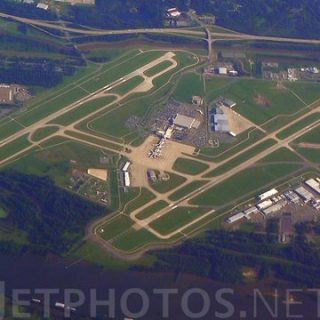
[284,190,300,204]
[305,178,320,195]
[122,161,131,172]
[167,8,181,18]
[123,172,131,187]
[227,212,245,224]
[37,3,49,10]
[258,188,279,201]
[257,199,273,211]
[173,114,200,130]
[211,108,230,132]
[295,186,314,202]
[0,85,13,104]
[215,97,237,109]
[262,199,287,216]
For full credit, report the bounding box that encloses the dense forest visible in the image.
[0,171,109,254]
[132,226,320,288]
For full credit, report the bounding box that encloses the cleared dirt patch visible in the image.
[254,94,272,107]
[221,106,252,135]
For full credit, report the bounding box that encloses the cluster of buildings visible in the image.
[262,61,320,82]
[204,63,239,77]
[121,161,131,188]
[227,177,320,226]
[150,112,202,159]
[0,84,30,105]
[23,0,49,10]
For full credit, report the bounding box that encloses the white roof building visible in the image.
[258,188,278,201]
[305,178,320,195]
[122,161,131,172]
[227,212,245,224]
[167,8,181,18]
[295,186,314,202]
[173,114,200,129]
[257,199,273,210]
[37,3,49,10]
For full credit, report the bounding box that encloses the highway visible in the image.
[1,12,320,46]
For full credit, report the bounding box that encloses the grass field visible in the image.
[204,139,277,177]
[173,73,204,103]
[172,157,209,175]
[7,139,118,186]
[293,124,320,144]
[0,135,32,162]
[136,201,169,220]
[294,148,320,163]
[112,228,159,252]
[150,172,186,194]
[144,60,173,77]
[31,126,60,142]
[150,206,209,235]
[64,131,122,152]
[258,147,303,163]
[110,76,145,95]
[168,180,208,201]
[51,96,116,126]
[276,113,320,140]
[99,215,134,241]
[205,78,304,127]
[0,208,7,219]
[286,82,320,105]
[191,163,303,207]
[122,188,156,214]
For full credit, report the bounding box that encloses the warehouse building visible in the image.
[258,188,278,201]
[0,85,13,104]
[227,212,245,224]
[284,190,300,204]
[305,178,320,195]
[211,108,230,132]
[173,114,200,129]
[295,186,314,202]
[215,97,237,109]
[262,199,287,216]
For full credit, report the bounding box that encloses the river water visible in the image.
[0,253,318,319]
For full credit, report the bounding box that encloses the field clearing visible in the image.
[168,180,208,201]
[150,206,209,235]
[144,60,173,77]
[51,96,116,126]
[204,139,277,177]
[277,113,320,140]
[205,78,304,126]
[136,201,169,220]
[0,135,32,162]
[0,120,25,141]
[30,126,60,142]
[191,163,303,206]
[172,157,209,175]
[150,172,187,194]
[258,147,303,163]
[99,215,134,241]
